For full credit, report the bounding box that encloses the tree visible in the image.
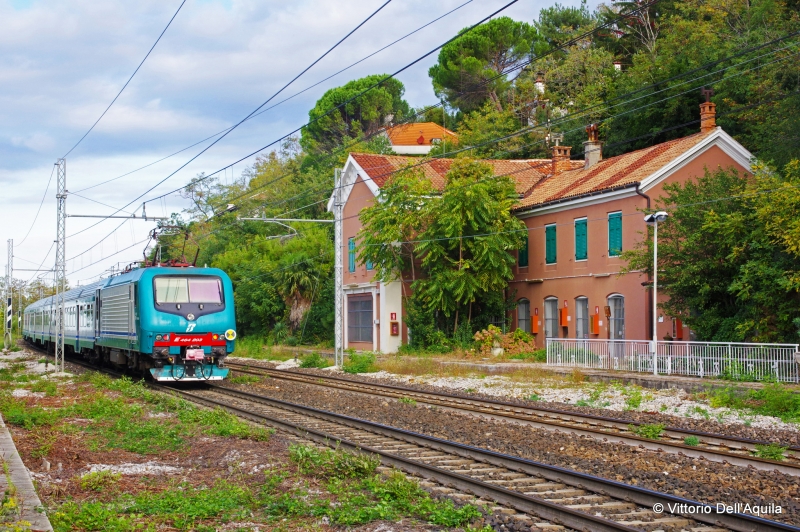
[300,75,409,155]
[535,0,596,49]
[359,159,526,337]
[429,17,540,113]
[622,161,800,343]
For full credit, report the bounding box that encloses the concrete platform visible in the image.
[0,414,52,531]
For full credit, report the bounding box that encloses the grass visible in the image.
[630,423,665,439]
[79,471,122,492]
[508,348,547,362]
[623,387,644,410]
[231,336,296,361]
[343,352,378,374]
[706,383,800,422]
[227,375,261,385]
[299,352,330,369]
[683,436,701,446]
[752,443,788,461]
[398,397,417,406]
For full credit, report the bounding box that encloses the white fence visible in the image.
[546,338,800,383]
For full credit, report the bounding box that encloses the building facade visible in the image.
[330,105,752,352]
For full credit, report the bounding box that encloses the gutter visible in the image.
[513,182,640,216]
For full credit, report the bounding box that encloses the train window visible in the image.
[155,277,222,304]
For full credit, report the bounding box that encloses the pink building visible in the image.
[329,104,752,352]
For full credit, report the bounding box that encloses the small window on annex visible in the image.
[544,297,559,338]
[517,299,531,333]
[575,297,589,339]
[347,296,373,343]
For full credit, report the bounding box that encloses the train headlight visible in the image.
[225,329,237,341]
[212,334,219,340]
[156,334,163,341]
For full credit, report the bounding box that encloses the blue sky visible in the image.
[1,0,595,284]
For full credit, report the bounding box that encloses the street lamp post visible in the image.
[644,211,668,375]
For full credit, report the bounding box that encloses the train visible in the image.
[22,266,236,382]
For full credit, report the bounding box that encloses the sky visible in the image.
[1,0,596,287]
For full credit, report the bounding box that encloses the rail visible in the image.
[546,338,800,383]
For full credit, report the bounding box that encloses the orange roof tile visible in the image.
[385,122,458,146]
[350,153,552,194]
[515,131,714,210]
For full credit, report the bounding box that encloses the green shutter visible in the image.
[519,234,529,267]
[608,212,622,256]
[366,259,374,270]
[545,225,557,264]
[348,238,356,272]
[575,219,587,261]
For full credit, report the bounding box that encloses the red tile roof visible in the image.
[384,122,458,146]
[350,128,717,210]
[350,153,554,194]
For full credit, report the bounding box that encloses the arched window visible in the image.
[517,299,530,333]
[575,297,589,339]
[544,297,559,338]
[608,294,625,340]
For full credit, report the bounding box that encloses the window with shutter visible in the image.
[348,238,356,272]
[608,212,622,256]
[545,224,557,264]
[519,233,529,267]
[574,218,587,260]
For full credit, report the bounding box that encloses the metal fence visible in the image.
[546,338,800,383]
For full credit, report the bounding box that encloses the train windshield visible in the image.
[155,277,223,304]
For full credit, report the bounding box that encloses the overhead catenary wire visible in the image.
[62,0,188,158]
[70,0,476,195]
[64,0,398,240]
[16,164,56,248]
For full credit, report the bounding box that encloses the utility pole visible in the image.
[55,159,66,373]
[4,239,11,348]
[333,168,344,368]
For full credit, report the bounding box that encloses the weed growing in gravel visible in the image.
[290,444,379,479]
[399,397,417,406]
[623,387,643,410]
[299,352,330,368]
[527,394,540,401]
[343,352,377,374]
[575,399,591,407]
[228,375,261,385]
[707,383,800,422]
[29,379,57,396]
[79,471,121,492]
[683,436,700,446]
[691,406,710,419]
[752,443,788,461]
[630,423,665,439]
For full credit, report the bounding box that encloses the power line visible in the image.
[70,0,476,195]
[16,163,56,248]
[62,0,188,158]
[65,0,397,241]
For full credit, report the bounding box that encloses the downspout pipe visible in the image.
[635,183,653,342]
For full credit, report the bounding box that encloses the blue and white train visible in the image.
[22,266,236,381]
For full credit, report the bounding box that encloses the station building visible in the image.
[329,105,753,353]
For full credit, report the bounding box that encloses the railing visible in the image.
[546,338,800,383]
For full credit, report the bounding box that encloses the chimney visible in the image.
[583,123,603,169]
[700,87,716,133]
[551,136,572,176]
[534,72,545,95]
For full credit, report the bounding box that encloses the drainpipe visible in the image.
[635,183,653,342]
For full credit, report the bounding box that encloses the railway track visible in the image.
[24,344,800,531]
[226,361,800,476]
[165,383,798,532]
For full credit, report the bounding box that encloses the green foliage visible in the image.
[30,379,58,396]
[510,348,547,362]
[343,352,378,374]
[623,387,644,410]
[707,383,800,421]
[228,375,261,385]
[683,436,701,446]
[630,423,665,439]
[299,352,330,368]
[623,162,800,343]
[79,471,121,492]
[398,397,417,406]
[289,445,379,479]
[752,443,788,461]
[301,75,409,154]
[429,17,540,113]
[528,393,540,401]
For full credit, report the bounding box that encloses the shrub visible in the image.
[289,444,379,479]
[343,352,377,374]
[752,443,788,461]
[299,352,330,369]
[630,423,665,439]
[79,470,121,491]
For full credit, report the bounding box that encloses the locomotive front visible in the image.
[139,268,236,381]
